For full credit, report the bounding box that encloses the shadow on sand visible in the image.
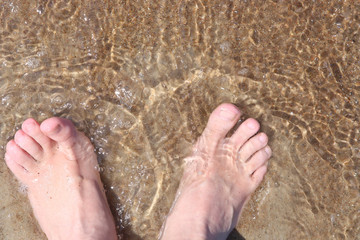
[227,228,246,240]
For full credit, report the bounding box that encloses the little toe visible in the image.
[40,117,78,150]
[4,153,29,182]
[230,118,260,150]
[238,132,268,162]
[246,146,271,175]
[6,140,37,172]
[201,103,241,146]
[251,164,268,189]
[14,130,43,160]
[22,118,52,149]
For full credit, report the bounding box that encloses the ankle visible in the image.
[159,205,234,240]
[159,215,209,240]
[160,218,231,240]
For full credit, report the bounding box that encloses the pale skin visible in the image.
[5,103,271,240]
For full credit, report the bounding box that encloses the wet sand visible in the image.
[0,1,359,239]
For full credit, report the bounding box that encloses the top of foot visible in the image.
[5,117,117,240]
[160,103,272,240]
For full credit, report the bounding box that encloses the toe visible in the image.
[238,132,268,162]
[6,140,37,172]
[251,164,268,188]
[246,146,271,175]
[22,118,52,150]
[230,118,260,150]
[14,130,43,160]
[4,152,29,182]
[200,103,241,149]
[40,117,78,150]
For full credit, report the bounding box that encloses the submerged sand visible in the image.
[0,1,359,239]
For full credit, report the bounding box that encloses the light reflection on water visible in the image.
[0,0,359,239]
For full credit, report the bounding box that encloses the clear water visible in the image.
[0,1,359,239]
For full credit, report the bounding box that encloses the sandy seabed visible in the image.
[0,1,359,239]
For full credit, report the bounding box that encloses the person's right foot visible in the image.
[5,117,117,240]
[160,103,272,240]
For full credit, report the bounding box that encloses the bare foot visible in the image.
[5,118,117,240]
[160,103,272,240]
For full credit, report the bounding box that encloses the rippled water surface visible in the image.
[0,0,359,239]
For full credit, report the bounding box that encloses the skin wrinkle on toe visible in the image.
[15,130,43,160]
[237,133,268,163]
[7,140,37,172]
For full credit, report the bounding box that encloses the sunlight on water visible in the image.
[0,0,359,239]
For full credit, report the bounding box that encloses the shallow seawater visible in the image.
[0,0,359,239]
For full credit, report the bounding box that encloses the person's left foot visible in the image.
[160,103,271,240]
[5,117,117,240]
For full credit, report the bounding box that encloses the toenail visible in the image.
[259,134,267,143]
[45,124,61,134]
[264,146,272,156]
[27,120,36,127]
[24,121,35,131]
[15,130,24,139]
[219,107,238,121]
[246,120,257,129]
[53,124,61,133]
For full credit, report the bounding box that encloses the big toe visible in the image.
[40,117,78,150]
[199,103,241,150]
